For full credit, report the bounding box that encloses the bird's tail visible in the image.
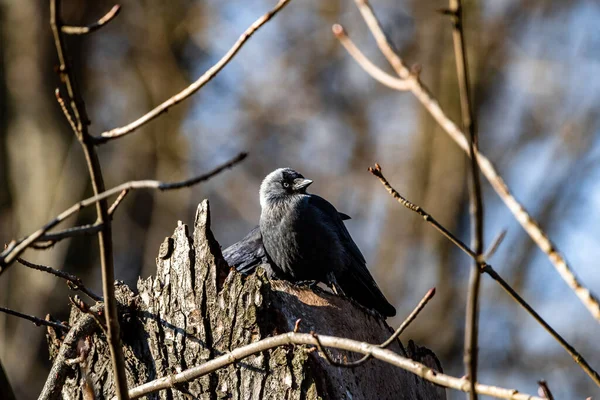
[330,272,396,317]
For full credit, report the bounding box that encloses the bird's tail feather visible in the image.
[333,272,396,317]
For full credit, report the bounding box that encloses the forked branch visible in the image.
[335,0,600,323]
[124,331,543,400]
[0,152,246,269]
[94,0,293,144]
[368,164,600,387]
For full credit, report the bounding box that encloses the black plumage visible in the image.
[223,212,351,277]
[222,226,269,275]
[258,168,395,317]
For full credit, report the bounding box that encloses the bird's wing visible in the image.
[222,226,267,274]
[308,194,396,317]
[308,195,365,263]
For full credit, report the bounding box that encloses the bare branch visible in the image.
[70,295,107,334]
[0,306,69,331]
[340,0,600,323]
[108,189,129,215]
[17,258,102,302]
[55,89,77,134]
[31,190,129,249]
[61,5,121,35]
[485,230,507,259]
[380,287,435,348]
[95,0,293,144]
[124,331,543,400]
[368,163,600,387]
[318,287,436,368]
[39,304,103,400]
[33,224,103,249]
[537,380,554,400]
[332,25,411,91]
[0,152,246,269]
[332,28,411,90]
[445,1,484,396]
[353,0,411,79]
[50,0,127,395]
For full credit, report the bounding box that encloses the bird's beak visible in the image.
[293,178,313,191]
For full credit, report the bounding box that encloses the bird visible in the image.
[223,217,351,277]
[222,226,271,276]
[255,167,396,317]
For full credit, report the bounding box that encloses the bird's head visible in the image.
[259,168,313,208]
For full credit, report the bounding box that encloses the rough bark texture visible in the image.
[46,200,446,400]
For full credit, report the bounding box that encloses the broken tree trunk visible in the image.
[43,200,446,399]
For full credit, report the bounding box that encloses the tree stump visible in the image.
[44,200,446,399]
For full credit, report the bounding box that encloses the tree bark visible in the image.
[44,200,446,400]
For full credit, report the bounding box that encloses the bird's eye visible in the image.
[283,182,290,188]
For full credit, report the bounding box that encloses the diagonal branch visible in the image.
[61,5,121,35]
[368,164,600,387]
[94,0,293,144]
[446,1,484,397]
[335,0,600,324]
[537,380,554,400]
[331,25,410,91]
[484,230,506,259]
[17,258,102,302]
[31,189,129,249]
[39,304,104,400]
[0,306,69,331]
[0,152,247,269]
[50,0,128,395]
[124,331,544,400]
[313,287,436,368]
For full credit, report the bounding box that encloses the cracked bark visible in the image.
[46,200,446,399]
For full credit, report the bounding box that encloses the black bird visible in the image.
[222,226,271,276]
[256,167,396,317]
[223,218,351,276]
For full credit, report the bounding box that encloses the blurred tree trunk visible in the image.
[46,200,446,399]
[0,1,92,395]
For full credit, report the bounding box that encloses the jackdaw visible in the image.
[257,167,396,317]
[223,217,351,276]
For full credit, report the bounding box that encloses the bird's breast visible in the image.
[260,202,339,281]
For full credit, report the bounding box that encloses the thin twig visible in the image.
[31,190,129,249]
[368,164,600,387]
[446,1,484,397]
[0,152,247,269]
[124,331,543,400]
[51,0,128,395]
[380,287,436,348]
[55,89,77,134]
[484,230,506,259]
[108,189,129,215]
[95,0,293,144]
[0,306,69,331]
[317,287,436,368]
[331,25,410,91]
[333,27,411,90]
[39,304,103,400]
[61,5,121,35]
[70,295,107,334]
[34,224,103,249]
[537,380,554,400]
[17,258,102,302]
[341,0,600,323]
